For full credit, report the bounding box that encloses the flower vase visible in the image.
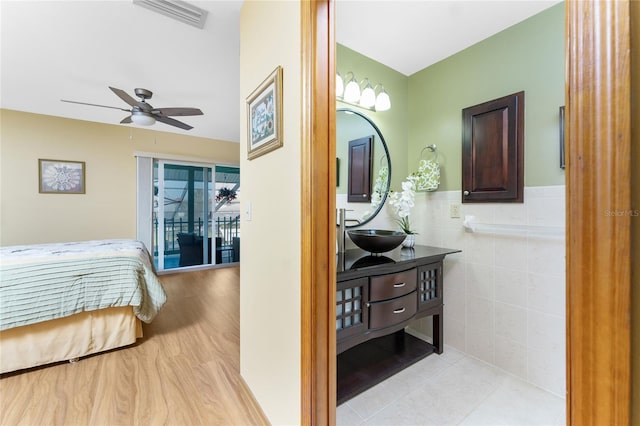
[402,234,415,248]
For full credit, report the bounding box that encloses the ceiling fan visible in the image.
[61,86,203,130]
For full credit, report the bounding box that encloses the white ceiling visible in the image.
[337,0,562,77]
[0,0,561,142]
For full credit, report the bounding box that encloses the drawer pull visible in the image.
[393,307,406,314]
[393,282,406,288]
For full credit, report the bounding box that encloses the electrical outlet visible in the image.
[450,203,461,218]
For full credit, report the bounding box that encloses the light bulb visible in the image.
[359,79,376,108]
[375,87,391,111]
[336,72,344,97]
[343,74,360,103]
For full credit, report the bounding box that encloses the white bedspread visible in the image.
[0,239,167,331]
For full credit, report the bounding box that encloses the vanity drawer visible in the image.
[368,291,417,330]
[369,268,417,301]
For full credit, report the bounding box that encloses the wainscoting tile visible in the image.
[466,263,495,300]
[527,196,566,227]
[494,267,527,307]
[527,345,566,397]
[527,238,566,277]
[527,311,564,351]
[494,302,527,345]
[527,272,566,317]
[494,236,528,271]
[444,287,466,322]
[443,318,466,351]
[494,335,527,379]
[443,257,465,294]
[465,234,495,266]
[493,203,527,225]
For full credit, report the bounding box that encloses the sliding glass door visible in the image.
[154,161,212,270]
[152,160,240,271]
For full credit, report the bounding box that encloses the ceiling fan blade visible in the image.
[61,99,130,112]
[155,115,193,130]
[109,86,138,107]
[120,115,132,124]
[152,107,203,117]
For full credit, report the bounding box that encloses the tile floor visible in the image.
[337,346,565,426]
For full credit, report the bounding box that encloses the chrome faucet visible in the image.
[337,208,347,254]
[337,208,359,254]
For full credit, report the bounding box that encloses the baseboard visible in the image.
[238,375,271,425]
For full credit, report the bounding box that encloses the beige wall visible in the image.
[0,109,239,246]
[239,1,301,424]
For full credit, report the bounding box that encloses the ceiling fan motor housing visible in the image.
[134,88,153,100]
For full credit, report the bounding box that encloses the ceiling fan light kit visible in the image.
[131,111,156,126]
[61,86,203,130]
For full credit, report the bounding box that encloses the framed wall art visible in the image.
[38,159,86,194]
[246,66,283,160]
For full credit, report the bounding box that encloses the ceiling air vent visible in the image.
[133,0,208,29]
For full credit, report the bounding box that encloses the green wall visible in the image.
[408,3,565,190]
[336,44,408,191]
[338,2,565,192]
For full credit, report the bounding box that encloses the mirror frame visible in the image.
[337,107,391,228]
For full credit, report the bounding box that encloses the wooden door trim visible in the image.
[565,1,632,425]
[300,1,336,424]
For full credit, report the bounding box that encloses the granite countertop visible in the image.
[337,245,461,276]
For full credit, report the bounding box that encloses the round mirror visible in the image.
[336,108,391,228]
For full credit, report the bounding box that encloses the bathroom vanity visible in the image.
[336,245,460,404]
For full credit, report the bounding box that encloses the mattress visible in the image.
[0,239,166,331]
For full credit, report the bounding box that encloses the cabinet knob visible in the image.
[362,194,367,197]
[463,190,470,196]
[393,307,406,314]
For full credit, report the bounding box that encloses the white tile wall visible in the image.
[406,185,567,397]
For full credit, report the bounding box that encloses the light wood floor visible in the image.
[0,266,269,426]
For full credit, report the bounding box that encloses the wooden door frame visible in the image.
[565,1,632,424]
[301,0,634,424]
[301,1,336,425]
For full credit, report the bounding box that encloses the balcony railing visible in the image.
[154,215,240,255]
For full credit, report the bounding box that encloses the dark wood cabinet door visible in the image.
[462,91,524,203]
[347,136,373,202]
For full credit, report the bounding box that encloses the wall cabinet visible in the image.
[336,245,460,404]
[462,91,524,203]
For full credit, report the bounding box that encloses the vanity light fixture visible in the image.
[343,72,361,104]
[335,70,391,112]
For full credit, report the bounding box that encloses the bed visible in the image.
[0,239,166,373]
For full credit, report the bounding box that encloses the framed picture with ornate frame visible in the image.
[38,159,85,194]
[246,66,283,160]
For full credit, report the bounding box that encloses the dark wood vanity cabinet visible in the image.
[336,246,458,403]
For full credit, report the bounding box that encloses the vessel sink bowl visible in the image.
[347,229,406,254]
